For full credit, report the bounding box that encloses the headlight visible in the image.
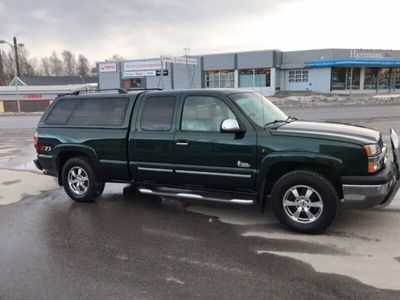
[363,144,381,157]
[363,144,386,173]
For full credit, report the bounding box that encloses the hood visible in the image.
[274,120,380,144]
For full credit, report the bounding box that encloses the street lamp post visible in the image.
[0,39,24,113]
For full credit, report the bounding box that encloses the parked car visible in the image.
[34,88,400,233]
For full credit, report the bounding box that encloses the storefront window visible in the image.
[239,69,253,87]
[288,70,308,83]
[364,68,378,90]
[205,70,234,88]
[378,68,391,89]
[239,68,271,87]
[122,78,144,90]
[394,68,400,89]
[331,67,346,90]
[331,67,360,90]
[346,68,360,89]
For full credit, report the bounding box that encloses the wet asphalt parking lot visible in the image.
[0,105,400,299]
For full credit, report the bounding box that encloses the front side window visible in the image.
[205,70,234,88]
[181,96,235,132]
[230,92,287,127]
[140,96,176,131]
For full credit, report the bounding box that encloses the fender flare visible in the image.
[52,144,101,183]
[257,152,344,195]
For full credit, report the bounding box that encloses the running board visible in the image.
[138,186,255,205]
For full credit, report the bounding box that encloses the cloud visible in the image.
[0,0,399,63]
[0,0,294,60]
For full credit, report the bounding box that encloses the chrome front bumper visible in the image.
[342,129,400,209]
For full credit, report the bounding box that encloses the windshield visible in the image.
[229,92,287,127]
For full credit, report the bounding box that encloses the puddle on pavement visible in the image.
[0,169,59,205]
[186,203,400,290]
[1,143,399,290]
[0,143,38,172]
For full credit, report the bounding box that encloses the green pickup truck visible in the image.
[34,89,400,233]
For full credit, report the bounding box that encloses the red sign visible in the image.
[23,94,43,100]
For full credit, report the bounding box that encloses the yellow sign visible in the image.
[0,101,4,113]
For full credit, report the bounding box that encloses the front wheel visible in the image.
[61,156,105,202]
[270,170,338,233]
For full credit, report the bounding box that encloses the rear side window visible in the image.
[140,96,176,131]
[45,100,78,124]
[45,98,129,126]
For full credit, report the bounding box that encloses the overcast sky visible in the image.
[1,0,400,62]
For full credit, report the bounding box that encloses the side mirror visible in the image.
[220,119,244,134]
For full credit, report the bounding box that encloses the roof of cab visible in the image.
[57,88,254,100]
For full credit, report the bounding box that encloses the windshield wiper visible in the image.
[264,116,297,128]
[264,119,286,127]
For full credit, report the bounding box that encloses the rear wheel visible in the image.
[271,170,338,233]
[61,156,105,202]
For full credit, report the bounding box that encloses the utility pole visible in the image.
[13,36,20,76]
[0,51,5,85]
[184,48,190,89]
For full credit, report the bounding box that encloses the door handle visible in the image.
[176,140,190,147]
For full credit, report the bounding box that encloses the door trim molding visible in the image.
[137,167,173,173]
[175,169,251,178]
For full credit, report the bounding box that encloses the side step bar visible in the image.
[138,187,255,205]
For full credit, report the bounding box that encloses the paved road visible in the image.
[282,104,400,121]
[1,108,400,299]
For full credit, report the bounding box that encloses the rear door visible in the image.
[128,93,178,185]
[174,93,257,192]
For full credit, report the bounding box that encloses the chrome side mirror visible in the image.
[220,119,243,133]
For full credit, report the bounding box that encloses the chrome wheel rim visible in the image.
[282,185,323,224]
[68,166,89,195]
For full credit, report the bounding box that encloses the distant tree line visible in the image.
[0,47,100,85]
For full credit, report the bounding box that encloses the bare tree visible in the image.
[18,48,36,76]
[49,51,63,76]
[2,51,14,78]
[77,54,90,77]
[0,51,8,85]
[61,50,76,76]
[40,57,51,76]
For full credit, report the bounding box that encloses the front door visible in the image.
[174,94,257,192]
[128,93,178,185]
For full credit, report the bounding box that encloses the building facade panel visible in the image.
[203,53,235,71]
[172,59,202,89]
[97,62,121,90]
[97,48,400,95]
[237,50,274,69]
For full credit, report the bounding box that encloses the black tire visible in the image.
[270,170,338,234]
[61,156,105,202]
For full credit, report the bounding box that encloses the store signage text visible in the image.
[124,60,164,71]
[161,55,198,65]
[124,70,157,77]
[350,49,392,60]
[99,63,117,72]
[23,94,43,100]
